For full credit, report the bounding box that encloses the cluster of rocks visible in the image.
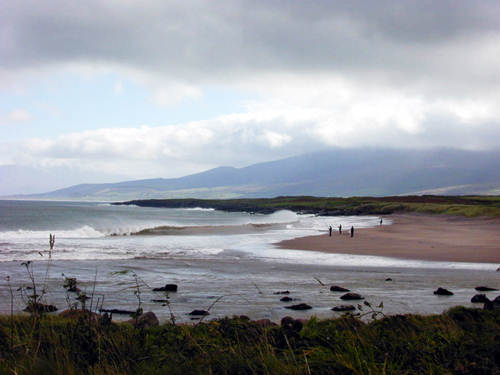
[275,290,311,310]
[433,285,500,310]
[470,286,500,310]
[276,285,366,313]
[329,285,364,312]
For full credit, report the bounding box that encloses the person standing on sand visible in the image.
[329,226,332,237]
[350,226,354,237]
[339,224,342,234]
[380,218,383,225]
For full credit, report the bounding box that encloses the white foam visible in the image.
[0,225,105,239]
[257,247,497,271]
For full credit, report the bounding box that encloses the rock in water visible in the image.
[188,309,209,316]
[330,285,350,292]
[285,303,312,310]
[471,294,489,303]
[153,284,178,292]
[100,308,135,315]
[24,303,58,313]
[434,287,453,296]
[340,292,364,300]
[475,286,498,292]
[280,296,294,302]
[332,305,356,312]
[273,290,290,295]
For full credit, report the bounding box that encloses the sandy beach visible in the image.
[277,214,500,264]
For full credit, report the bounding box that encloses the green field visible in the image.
[117,195,500,217]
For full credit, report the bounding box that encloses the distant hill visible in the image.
[6,148,500,200]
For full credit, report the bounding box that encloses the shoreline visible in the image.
[277,213,500,264]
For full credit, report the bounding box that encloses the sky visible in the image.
[1,0,500,194]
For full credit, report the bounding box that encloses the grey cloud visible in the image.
[2,0,500,88]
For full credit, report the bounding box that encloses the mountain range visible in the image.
[5,148,500,200]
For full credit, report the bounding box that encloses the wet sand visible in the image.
[277,214,500,264]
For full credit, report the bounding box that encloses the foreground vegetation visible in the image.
[117,195,500,217]
[0,307,498,374]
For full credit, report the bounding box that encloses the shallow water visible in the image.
[1,258,498,323]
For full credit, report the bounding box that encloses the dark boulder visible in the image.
[471,294,489,303]
[433,287,453,296]
[125,312,159,329]
[280,296,294,302]
[153,284,178,292]
[385,278,393,281]
[475,286,498,292]
[340,293,364,300]
[330,285,350,292]
[280,316,294,327]
[188,309,209,316]
[255,319,276,327]
[483,296,500,310]
[281,316,304,332]
[332,305,356,312]
[285,303,312,310]
[274,291,290,295]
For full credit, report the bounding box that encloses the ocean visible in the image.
[0,200,498,322]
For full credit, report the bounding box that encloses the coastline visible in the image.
[277,213,500,264]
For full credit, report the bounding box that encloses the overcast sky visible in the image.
[1,0,500,193]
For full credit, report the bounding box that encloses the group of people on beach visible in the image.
[328,218,383,238]
[328,224,354,237]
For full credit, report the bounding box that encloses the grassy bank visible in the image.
[116,195,500,217]
[0,307,499,374]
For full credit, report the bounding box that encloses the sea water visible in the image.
[0,200,498,322]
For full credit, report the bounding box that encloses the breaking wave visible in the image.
[130,223,286,236]
[0,210,302,239]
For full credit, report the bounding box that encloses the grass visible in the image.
[0,307,498,374]
[117,195,500,217]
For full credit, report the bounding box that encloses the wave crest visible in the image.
[130,223,285,236]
